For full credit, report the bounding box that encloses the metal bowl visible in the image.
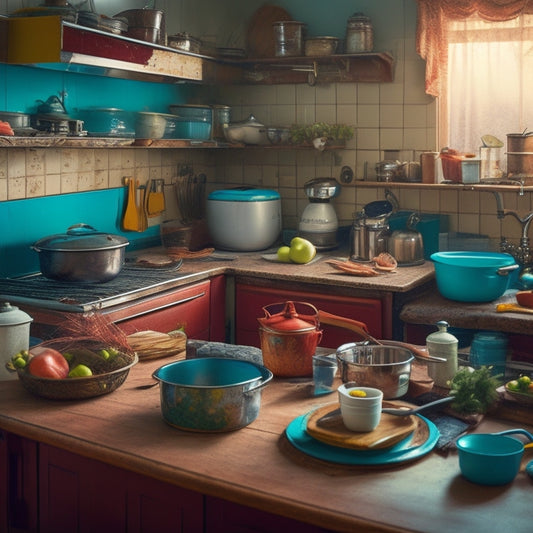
[152,358,273,432]
[336,343,414,399]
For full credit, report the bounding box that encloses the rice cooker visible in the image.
[206,187,281,251]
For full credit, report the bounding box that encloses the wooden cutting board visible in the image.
[246,4,292,58]
[306,402,417,451]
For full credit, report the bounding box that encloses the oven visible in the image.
[0,264,224,341]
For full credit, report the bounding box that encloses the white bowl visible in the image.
[338,384,383,432]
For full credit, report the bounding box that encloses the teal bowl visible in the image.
[152,357,273,432]
[456,433,526,485]
[430,252,518,302]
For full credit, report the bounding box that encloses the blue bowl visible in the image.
[431,251,518,302]
[456,433,524,485]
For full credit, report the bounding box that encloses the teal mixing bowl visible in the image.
[456,429,533,485]
[153,357,273,432]
[430,252,519,302]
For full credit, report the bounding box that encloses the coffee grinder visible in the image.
[298,178,341,250]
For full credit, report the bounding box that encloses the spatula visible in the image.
[122,177,140,231]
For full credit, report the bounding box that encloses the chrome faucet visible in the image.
[493,192,533,265]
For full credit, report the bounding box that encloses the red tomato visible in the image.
[28,346,69,379]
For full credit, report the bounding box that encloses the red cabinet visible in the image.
[235,283,384,349]
[38,444,203,533]
[0,431,39,533]
[205,496,332,533]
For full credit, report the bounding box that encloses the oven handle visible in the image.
[112,291,206,323]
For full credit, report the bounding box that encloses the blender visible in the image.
[298,178,341,250]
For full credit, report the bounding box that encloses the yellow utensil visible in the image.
[496,303,533,315]
[122,177,140,231]
[147,179,165,217]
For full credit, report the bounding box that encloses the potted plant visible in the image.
[289,122,354,150]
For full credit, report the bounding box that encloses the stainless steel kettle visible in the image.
[388,212,425,266]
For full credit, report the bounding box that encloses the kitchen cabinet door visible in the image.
[0,431,39,533]
[39,443,203,533]
[235,283,384,349]
[205,496,332,533]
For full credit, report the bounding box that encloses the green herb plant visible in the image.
[449,366,502,415]
[289,122,354,145]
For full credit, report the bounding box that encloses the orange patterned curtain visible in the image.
[416,0,533,96]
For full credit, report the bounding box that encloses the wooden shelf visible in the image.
[352,180,533,193]
[223,52,394,85]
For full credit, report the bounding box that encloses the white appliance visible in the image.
[298,178,341,250]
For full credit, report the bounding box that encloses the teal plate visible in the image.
[285,412,440,466]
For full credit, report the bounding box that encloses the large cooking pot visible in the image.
[206,187,281,251]
[431,251,519,302]
[152,357,273,432]
[258,301,441,377]
[32,224,129,282]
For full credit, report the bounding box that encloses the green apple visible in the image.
[277,245,292,262]
[289,237,316,264]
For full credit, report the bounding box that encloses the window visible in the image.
[444,13,533,173]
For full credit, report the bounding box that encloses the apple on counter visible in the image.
[277,237,317,264]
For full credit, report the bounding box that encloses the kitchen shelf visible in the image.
[4,16,235,84]
[353,180,533,193]
[223,52,394,85]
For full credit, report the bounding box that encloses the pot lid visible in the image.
[32,224,129,252]
[258,301,319,332]
[426,321,458,345]
[0,301,33,327]
[208,187,280,202]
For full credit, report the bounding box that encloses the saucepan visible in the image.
[456,428,533,485]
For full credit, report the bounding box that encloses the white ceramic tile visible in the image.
[316,84,337,105]
[26,176,45,197]
[0,178,7,201]
[379,128,404,150]
[357,84,380,105]
[0,150,7,179]
[45,174,61,196]
[60,150,79,174]
[357,104,379,128]
[336,83,357,105]
[380,105,404,128]
[94,169,109,189]
[61,172,78,194]
[77,171,95,192]
[7,177,26,200]
[459,213,480,234]
[296,104,316,124]
[357,128,380,150]
[296,84,316,105]
[315,104,336,123]
[44,149,61,175]
[7,149,26,179]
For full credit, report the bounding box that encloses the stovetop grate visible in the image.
[0,265,190,311]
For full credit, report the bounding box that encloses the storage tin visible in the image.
[273,21,306,57]
[346,13,373,53]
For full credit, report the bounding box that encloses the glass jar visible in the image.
[346,13,373,53]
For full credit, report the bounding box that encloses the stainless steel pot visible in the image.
[507,132,533,176]
[336,343,414,399]
[32,224,129,282]
[152,357,273,432]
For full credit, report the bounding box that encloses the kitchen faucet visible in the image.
[493,191,533,265]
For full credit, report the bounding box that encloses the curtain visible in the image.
[416,0,533,96]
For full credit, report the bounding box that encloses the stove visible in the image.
[0,263,193,313]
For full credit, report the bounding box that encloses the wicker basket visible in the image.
[17,338,138,400]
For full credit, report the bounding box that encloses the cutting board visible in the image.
[306,402,417,450]
[246,4,292,58]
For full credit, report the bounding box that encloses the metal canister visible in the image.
[345,13,373,53]
[375,160,400,182]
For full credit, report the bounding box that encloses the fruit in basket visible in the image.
[27,346,69,379]
[68,364,93,378]
[506,375,533,394]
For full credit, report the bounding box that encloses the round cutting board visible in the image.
[246,4,292,58]
[285,411,439,466]
[306,402,417,451]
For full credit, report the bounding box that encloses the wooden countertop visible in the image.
[149,248,437,295]
[400,288,533,336]
[1,358,532,533]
